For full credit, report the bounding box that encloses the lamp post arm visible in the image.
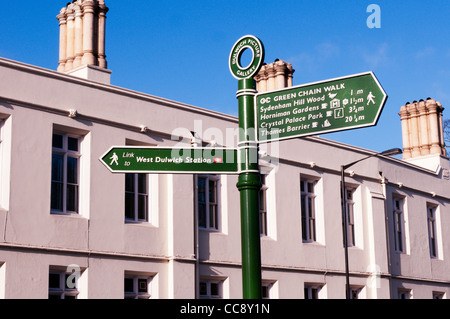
[342,147,403,171]
[342,154,374,170]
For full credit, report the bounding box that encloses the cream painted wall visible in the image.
[0,57,449,299]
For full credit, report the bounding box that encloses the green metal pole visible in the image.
[236,77,262,299]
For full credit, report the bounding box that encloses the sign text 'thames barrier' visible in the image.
[256,72,387,143]
[100,147,238,174]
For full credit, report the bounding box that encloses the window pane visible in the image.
[209,180,216,203]
[49,273,61,289]
[260,211,267,236]
[209,204,217,229]
[138,195,147,221]
[301,195,307,241]
[262,286,269,298]
[210,283,219,296]
[301,194,306,213]
[308,181,314,193]
[308,197,313,218]
[125,174,135,192]
[48,293,62,299]
[310,217,316,242]
[51,182,63,211]
[311,288,319,299]
[198,203,206,228]
[199,282,207,296]
[138,279,148,293]
[66,184,78,212]
[125,192,135,220]
[67,156,78,184]
[124,278,134,293]
[396,221,403,252]
[51,154,64,182]
[68,137,79,152]
[52,134,63,149]
[138,174,147,194]
[259,191,265,208]
[198,178,206,203]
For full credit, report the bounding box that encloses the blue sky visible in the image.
[1,1,449,154]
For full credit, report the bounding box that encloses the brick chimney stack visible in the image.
[254,59,295,93]
[57,1,110,83]
[399,98,446,160]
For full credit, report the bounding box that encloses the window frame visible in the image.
[124,275,152,299]
[125,173,149,223]
[51,132,82,215]
[432,291,445,299]
[304,284,322,299]
[392,197,406,253]
[259,174,268,236]
[345,187,356,247]
[199,279,223,299]
[197,175,220,231]
[427,204,438,258]
[261,280,275,299]
[300,179,317,243]
[349,286,363,299]
[398,288,412,299]
[48,271,79,299]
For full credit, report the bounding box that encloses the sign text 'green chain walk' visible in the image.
[256,72,387,143]
[100,147,238,174]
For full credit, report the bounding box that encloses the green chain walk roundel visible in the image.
[229,35,265,80]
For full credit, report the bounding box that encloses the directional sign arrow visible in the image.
[256,72,387,143]
[100,146,238,174]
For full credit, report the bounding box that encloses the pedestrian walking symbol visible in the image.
[110,152,119,166]
[367,92,376,105]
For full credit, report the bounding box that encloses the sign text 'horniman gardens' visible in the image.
[256,72,387,142]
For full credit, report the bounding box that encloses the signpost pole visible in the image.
[236,77,262,299]
[229,35,265,299]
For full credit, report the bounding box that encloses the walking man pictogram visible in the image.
[110,152,119,166]
[367,92,376,105]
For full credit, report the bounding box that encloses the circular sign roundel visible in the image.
[229,35,265,80]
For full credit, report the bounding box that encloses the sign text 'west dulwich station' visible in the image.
[100,147,238,174]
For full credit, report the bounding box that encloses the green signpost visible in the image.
[228,36,388,299]
[256,72,387,142]
[99,34,388,300]
[230,35,265,299]
[100,147,238,174]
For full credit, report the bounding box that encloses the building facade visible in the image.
[0,1,449,299]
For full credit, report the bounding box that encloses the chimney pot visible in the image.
[57,0,110,74]
[254,59,295,93]
[399,97,446,160]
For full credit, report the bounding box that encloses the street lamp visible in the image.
[341,148,402,299]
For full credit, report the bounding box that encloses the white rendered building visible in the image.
[0,1,449,299]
